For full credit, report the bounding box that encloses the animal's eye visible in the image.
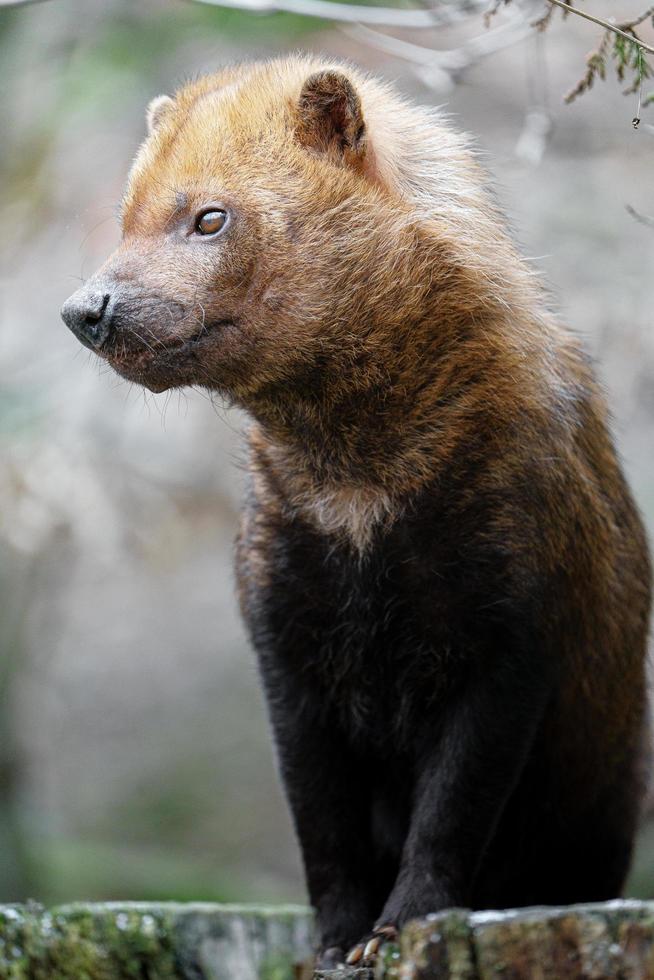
[195,209,227,236]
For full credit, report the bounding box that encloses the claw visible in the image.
[346,923,398,968]
[346,943,364,965]
[363,935,381,960]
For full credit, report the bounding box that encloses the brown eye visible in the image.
[195,209,227,236]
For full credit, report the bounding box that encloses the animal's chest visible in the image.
[246,519,470,746]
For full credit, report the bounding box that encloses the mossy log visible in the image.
[1,900,654,978]
[0,902,314,979]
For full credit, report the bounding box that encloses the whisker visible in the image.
[79,213,116,252]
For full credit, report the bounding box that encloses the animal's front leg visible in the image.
[262,667,378,967]
[346,649,556,967]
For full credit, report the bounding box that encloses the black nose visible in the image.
[61,288,114,351]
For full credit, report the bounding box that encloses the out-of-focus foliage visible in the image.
[562,17,654,106]
[489,0,654,108]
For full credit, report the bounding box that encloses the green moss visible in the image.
[0,906,43,980]
[48,907,177,979]
[0,903,315,979]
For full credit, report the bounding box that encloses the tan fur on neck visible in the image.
[250,426,399,551]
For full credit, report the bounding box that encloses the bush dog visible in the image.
[61,56,651,969]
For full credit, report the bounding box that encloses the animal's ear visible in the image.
[295,71,366,163]
[146,94,175,135]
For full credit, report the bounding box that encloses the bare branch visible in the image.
[342,11,531,90]
[515,32,552,164]
[626,204,654,228]
[185,0,489,29]
[620,5,654,31]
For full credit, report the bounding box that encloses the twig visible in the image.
[626,204,654,228]
[545,0,654,57]
[621,5,654,31]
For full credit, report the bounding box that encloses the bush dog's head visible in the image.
[63,60,386,397]
[61,56,529,432]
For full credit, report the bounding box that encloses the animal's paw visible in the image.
[315,945,346,970]
[345,924,398,967]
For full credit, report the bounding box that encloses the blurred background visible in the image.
[0,0,653,907]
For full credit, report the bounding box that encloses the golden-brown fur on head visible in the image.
[70,54,582,548]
